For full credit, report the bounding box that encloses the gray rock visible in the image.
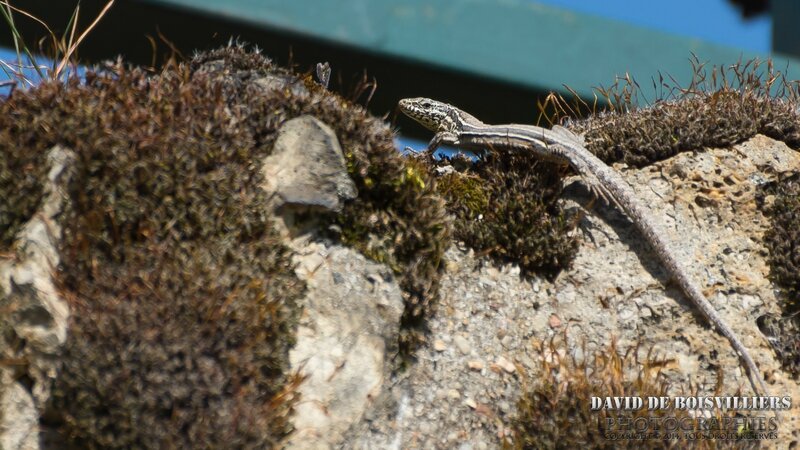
[255,73,310,97]
[0,146,74,450]
[454,335,471,355]
[262,116,357,213]
[0,383,38,450]
[285,241,404,450]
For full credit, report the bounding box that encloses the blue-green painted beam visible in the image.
[773,0,800,59]
[145,0,800,100]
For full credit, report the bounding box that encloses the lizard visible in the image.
[398,97,770,398]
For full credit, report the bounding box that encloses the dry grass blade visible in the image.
[0,59,35,87]
[54,0,115,79]
[0,0,114,85]
[0,0,49,79]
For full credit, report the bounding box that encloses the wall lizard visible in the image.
[398,97,769,398]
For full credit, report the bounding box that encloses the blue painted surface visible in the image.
[0,47,87,96]
[140,0,793,103]
[397,136,473,160]
[0,1,782,99]
[536,0,770,53]
[0,47,26,93]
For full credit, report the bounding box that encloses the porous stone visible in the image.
[285,241,404,450]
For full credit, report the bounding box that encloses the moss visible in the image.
[558,59,800,168]
[434,151,579,279]
[0,46,317,446]
[333,150,450,352]
[756,174,800,379]
[0,136,48,249]
[0,43,446,445]
[437,172,490,217]
[756,314,800,379]
[571,93,800,168]
[508,338,761,450]
[1,49,451,450]
[49,240,303,449]
[761,173,800,313]
[540,58,800,382]
[194,47,451,353]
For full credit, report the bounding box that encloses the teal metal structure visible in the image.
[3,0,798,137]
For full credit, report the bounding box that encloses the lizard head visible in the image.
[398,97,459,132]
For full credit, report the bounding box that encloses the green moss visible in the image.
[334,150,450,352]
[434,151,579,278]
[437,172,490,216]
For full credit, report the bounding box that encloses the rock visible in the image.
[0,383,38,450]
[255,73,310,97]
[0,146,74,450]
[453,335,471,355]
[467,360,484,371]
[435,165,456,175]
[285,242,404,450]
[494,356,516,374]
[262,115,357,213]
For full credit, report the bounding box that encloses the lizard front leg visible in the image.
[427,131,459,154]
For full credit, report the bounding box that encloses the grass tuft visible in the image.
[507,337,762,450]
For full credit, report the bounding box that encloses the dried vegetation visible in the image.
[1,44,450,445]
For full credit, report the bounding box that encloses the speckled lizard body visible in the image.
[398,97,769,398]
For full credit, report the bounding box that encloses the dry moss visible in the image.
[0,44,450,445]
[434,151,579,278]
[189,48,451,353]
[557,59,800,167]
[430,60,800,282]
[48,240,303,449]
[572,93,800,168]
[1,45,451,446]
[756,173,800,379]
[542,58,800,382]
[508,338,762,450]
[756,313,800,380]
[0,46,312,446]
[761,173,800,313]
